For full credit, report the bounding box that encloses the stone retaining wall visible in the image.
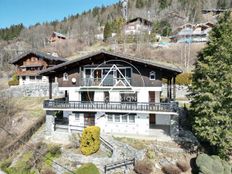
[1,83,63,97]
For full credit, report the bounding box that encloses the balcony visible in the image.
[80,78,132,87]
[43,100,178,114]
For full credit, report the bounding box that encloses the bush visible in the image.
[176,73,192,86]
[162,164,182,174]
[47,144,61,157]
[73,163,100,174]
[176,161,190,172]
[80,126,100,155]
[196,153,232,174]
[0,158,12,171]
[8,74,19,86]
[134,160,153,174]
[69,133,80,148]
[146,149,155,159]
[41,167,56,174]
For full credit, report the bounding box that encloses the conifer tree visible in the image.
[103,22,112,41]
[190,12,232,159]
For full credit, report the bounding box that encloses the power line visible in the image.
[0,126,75,174]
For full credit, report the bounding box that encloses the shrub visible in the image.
[0,158,12,171]
[73,163,100,174]
[80,126,100,155]
[196,153,232,174]
[176,161,190,172]
[41,167,56,174]
[134,160,153,174]
[8,74,19,86]
[146,149,155,159]
[69,133,80,148]
[162,164,182,174]
[176,73,192,86]
[47,144,61,157]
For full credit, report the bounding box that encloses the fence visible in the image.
[104,158,135,174]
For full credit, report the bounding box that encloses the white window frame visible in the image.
[114,115,120,122]
[149,71,156,80]
[63,72,68,81]
[122,115,128,123]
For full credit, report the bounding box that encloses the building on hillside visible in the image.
[40,50,182,138]
[124,17,153,35]
[49,32,66,43]
[10,50,67,85]
[170,22,215,43]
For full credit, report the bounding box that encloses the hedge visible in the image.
[162,73,192,86]
[80,126,100,156]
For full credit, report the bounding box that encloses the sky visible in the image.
[0,0,119,29]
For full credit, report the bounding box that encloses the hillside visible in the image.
[0,0,231,73]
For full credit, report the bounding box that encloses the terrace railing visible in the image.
[43,100,178,113]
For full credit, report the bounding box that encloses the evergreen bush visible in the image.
[80,126,100,155]
[8,74,19,86]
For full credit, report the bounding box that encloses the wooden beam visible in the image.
[173,76,176,100]
[49,76,53,100]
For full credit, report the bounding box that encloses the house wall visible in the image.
[56,60,163,88]
[19,76,48,85]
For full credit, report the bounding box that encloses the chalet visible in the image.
[10,50,67,85]
[170,22,214,43]
[49,32,66,43]
[124,17,153,35]
[40,50,182,138]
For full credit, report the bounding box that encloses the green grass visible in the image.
[73,163,100,174]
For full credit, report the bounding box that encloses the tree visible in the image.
[136,0,144,8]
[190,12,232,159]
[103,22,112,41]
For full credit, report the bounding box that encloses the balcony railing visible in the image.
[80,78,132,87]
[43,100,178,113]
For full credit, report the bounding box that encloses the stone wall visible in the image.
[1,83,63,97]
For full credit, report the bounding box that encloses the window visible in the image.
[122,115,127,123]
[36,76,42,80]
[63,73,68,81]
[75,113,80,121]
[149,71,156,80]
[22,76,26,81]
[121,93,137,103]
[104,92,110,103]
[29,76,35,80]
[129,115,135,123]
[107,115,113,122]
[115,115,120,122]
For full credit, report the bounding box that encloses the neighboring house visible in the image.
[171,22,214,43]
[49,32,66,43]
[124,17,152,35]
[10,50,67,85]
[40,50,182,137]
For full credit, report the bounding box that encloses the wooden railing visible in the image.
[44,100,178,113]
[104,158,135,174]
[100,136,114,153]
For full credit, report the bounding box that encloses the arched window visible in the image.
[149,71,156,80]
[63,72,68,81]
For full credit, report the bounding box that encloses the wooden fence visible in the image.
[104,158,135,174]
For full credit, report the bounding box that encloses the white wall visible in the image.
[19,76,48,85]
[94,91,104,102]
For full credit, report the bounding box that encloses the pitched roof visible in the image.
[39,50,182,76]
[10,50,67,64]
[53,32,66,38]
[126,17,153,26]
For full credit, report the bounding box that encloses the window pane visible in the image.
[122,115,127,122]
[107,115,113,122]
[129,115,135,123]
[75,114,79,120]
[115,115,120,122]
[126,68,131,78]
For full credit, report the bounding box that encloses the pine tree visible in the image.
[103,22,112,41]
[190,12,232,159]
